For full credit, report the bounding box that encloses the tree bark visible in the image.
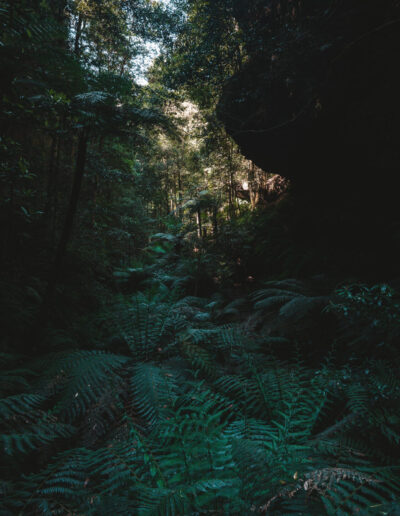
[44,135,57,229]
[248,161,258,210]
[177,166,182,218]
[41,130,89,318]
[212,205,218,236]
[74,14,83,57]
[53,131,88,272]
[196,208,202,238]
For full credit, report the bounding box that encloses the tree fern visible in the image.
[252,279,329,325]
[35,350,128,421]
[112,294,180,360]
[130,363,180,428]
[1,284,400,515]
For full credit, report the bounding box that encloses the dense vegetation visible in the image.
[1,1,400,514]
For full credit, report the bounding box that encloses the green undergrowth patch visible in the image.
[1,281,400,515]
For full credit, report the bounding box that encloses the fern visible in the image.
[35,350,128,421]
[130,363,180,427]
[0,3,62,46]
[252,279,329,324]
[2,284,400,515]
[0,391,77,458]
[112,294,180,360]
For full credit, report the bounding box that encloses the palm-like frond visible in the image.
[0,392,75,455]
[130,363,180,427]
[1,284,400,515]
[112,294,179,360]
[252,279,326,315]
[35,350,128,421]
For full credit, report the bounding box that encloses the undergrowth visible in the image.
[1,281,400,515]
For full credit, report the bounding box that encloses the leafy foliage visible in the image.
[1,283,400,515]
[2,1,400,516]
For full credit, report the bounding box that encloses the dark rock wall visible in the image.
[219,1,400,187]
[217,0,400,274]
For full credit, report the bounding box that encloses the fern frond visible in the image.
[0,392,45,418]
[279,295,328,321]
[113,294,177,360]
[261,467,382,513]
[130,363,179,427]
[36,351,128,421]
[180,340,216,377]
[0,393,76,455]
[254,294,297,311]
[1,420,75,455]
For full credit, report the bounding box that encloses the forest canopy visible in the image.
[1,0,400,514]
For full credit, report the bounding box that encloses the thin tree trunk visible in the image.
[91,136,104,228]
[41,131,89,317]
[54,131,88,271]
[212,205,218,236]
[228,141,236,219]
[229,170,236,219]
[248,161,258,210]
[44,135,57,229]
[173,171,178,214]
[51,136,61,246]
[74,14,83,57]
[196,208,202,238]
[177,166,182,218]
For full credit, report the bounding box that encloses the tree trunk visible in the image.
[196,208,202,238]
[248,161,258,210]
[44,135,57,230]
[53,131,88,271]
[228,142,236,219]
[51,135,61,246]
[74,14,83,57]
[177,166,182,218]
[41,131,89,316]
[212,205,218,236]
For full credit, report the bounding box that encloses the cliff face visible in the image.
[218,0,400,203]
